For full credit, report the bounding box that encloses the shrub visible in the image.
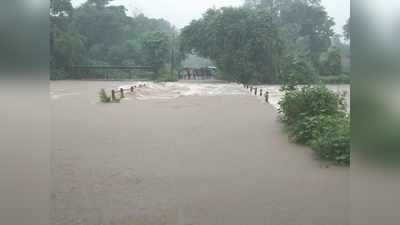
[311,114,350,165]
[279,85,350,166]
[289,113,347,143]
[289,114,324,144]
[99,89,111,103]
[279,85,343,125]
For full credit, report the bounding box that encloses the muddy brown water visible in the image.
[51,81,348,225]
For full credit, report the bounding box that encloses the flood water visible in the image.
[54,81,350,112]
[51,80,349,225]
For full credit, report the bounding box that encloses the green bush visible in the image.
[289,114,324,144]
[279,85,350,166]
[279,85,343,125]
[99,89,111,103]
[311,114,350,165]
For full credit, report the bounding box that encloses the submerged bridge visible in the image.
[70,65,154,80]
[69,65,217,80]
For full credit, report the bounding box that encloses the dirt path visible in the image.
[51,81,348,225]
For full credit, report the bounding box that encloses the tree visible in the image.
[280,40,318,84]
[180,7,283,83]
[343,18,350,40]
[142,32,170,78]
[50,0,86,79]
[319,47,342,76]
[50,0,177,80]
[279,0,335,65]
[73,3,128,59]
[242,0,335,79]
[332,34,350,74]
[50,0,73,16]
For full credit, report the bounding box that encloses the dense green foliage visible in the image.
[319,47,342,76]
[141,32,170,77]
[50,0,181,80]
[331,34,350,74]
[280,55,318,84]
[180,0,346,83]
[311,114,350,165]
[279,86,350,165]
[51,0,349,83]
[279,86,342,124]
[181,7,283,83]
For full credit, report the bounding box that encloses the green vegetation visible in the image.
[343,18,350,41]
[180,0,349,84]
[318,47,342,76]
[279,85,350,165]
[50,0,182,80]
[99,88,121,103]
[311,114,350,165]
[141,32,171,78]
[180,7,283,84]
[99,89,111,103]
[279,86,342,124]
[51,0,350,83]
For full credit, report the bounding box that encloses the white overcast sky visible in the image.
[71,0,349,34]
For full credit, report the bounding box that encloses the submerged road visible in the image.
[52,81,348,225]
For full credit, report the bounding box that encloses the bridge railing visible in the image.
[70,65,154,80]
[109,84,147,101]
[244,84,270,103]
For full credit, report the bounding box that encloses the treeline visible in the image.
[51,0,350,83]
[50,0,182,80]
[180,0,350,84]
